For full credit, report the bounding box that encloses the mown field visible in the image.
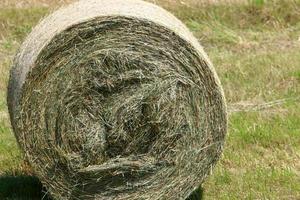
[0,0,300,199]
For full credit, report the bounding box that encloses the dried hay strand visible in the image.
[7,0,227,199]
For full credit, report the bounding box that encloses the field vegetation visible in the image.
[0,0,299,199]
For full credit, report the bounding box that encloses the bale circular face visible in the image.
[7,0,227,199]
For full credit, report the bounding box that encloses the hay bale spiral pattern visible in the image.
[8,0,227,199]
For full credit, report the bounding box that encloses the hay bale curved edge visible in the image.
[7,0,227,199]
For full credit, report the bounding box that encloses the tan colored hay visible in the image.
[7,0,227,199]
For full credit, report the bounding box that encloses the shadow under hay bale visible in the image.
[0,175,51,200]
[7,0,227,199]
[186,187,204,200]
[0,174,203,200]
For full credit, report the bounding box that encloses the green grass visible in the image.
[0,119,21,171]
[0,1,300,199]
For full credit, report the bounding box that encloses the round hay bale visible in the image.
[7,0,227,199]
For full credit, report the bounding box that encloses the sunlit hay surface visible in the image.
[7,0,227,199]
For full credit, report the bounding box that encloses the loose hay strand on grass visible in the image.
[7,0,227,199]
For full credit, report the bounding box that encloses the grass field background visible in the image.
[0,0,300,199]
